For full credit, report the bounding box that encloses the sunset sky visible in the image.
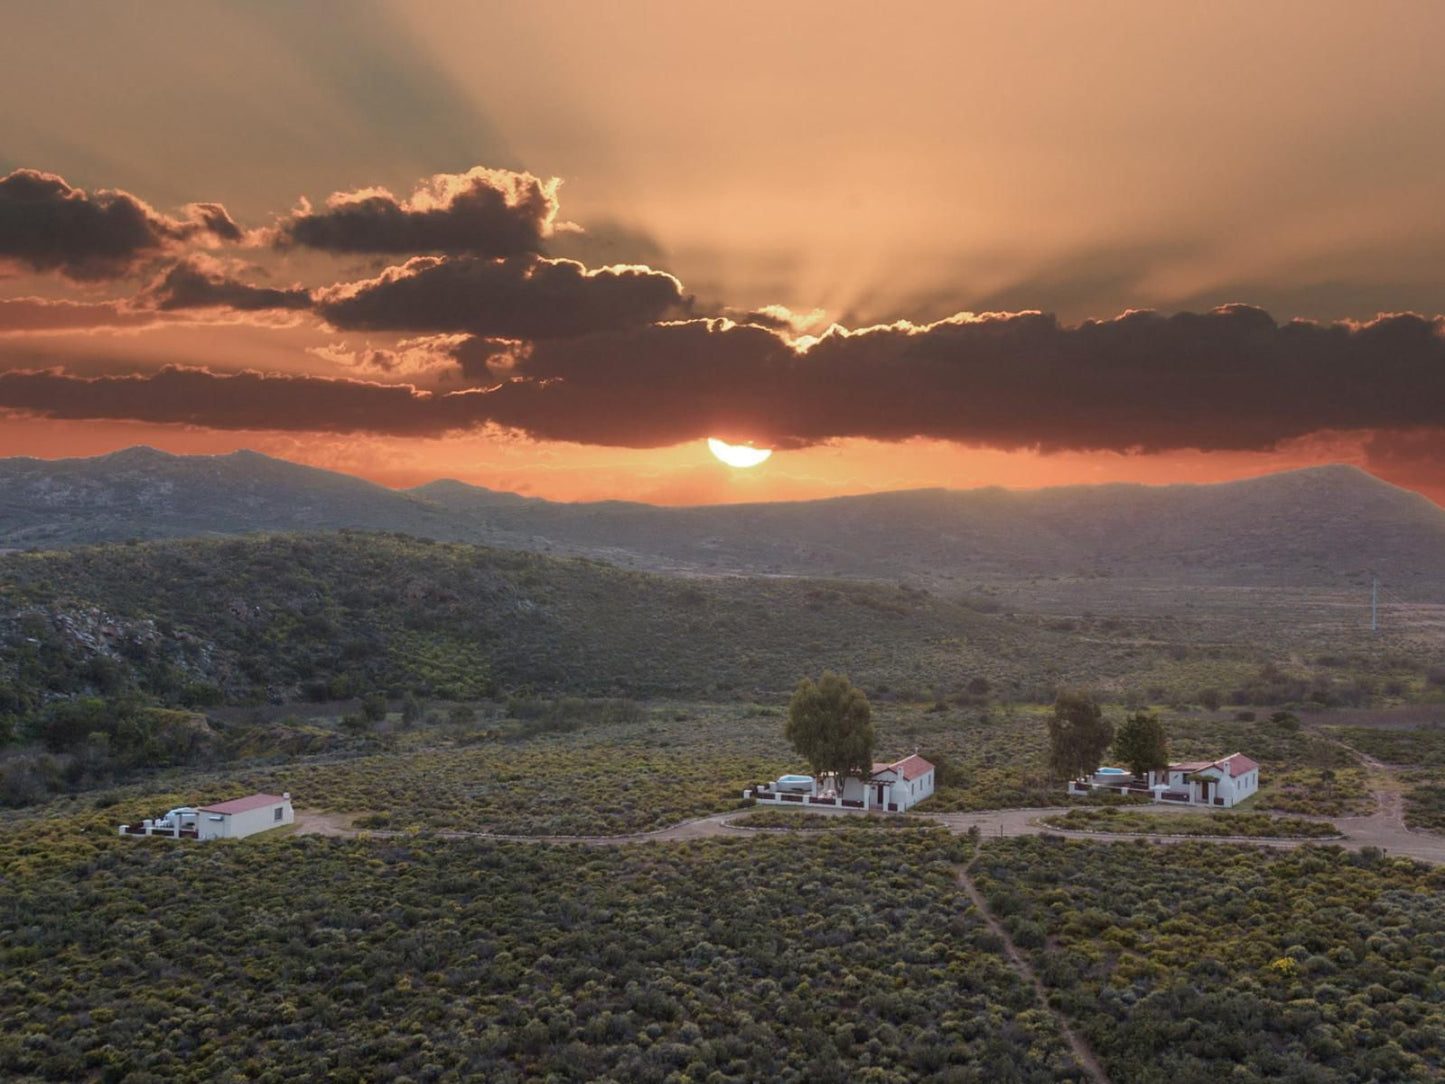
[2,0,1444,504]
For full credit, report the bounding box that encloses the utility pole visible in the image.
[1372,577,1378,633]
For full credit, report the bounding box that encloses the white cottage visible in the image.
[748,755,936,812]
[844,754,937,812]
[1156,753,1259,808]
[197,792,294,839]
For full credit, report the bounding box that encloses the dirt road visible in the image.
[292,801,1445,863]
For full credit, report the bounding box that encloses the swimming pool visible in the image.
[774,773,816,793]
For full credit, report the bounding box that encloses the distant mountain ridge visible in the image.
[2,447,1444,595]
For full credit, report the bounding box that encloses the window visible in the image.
[274,807,284,822]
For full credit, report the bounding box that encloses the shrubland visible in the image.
[0,826,1092,1083]
[1329,724,1445,830]
[1,533,1434,765]
[1039,808,1341,839]
[0,693,1383,828]
[972,836,1445,1082]
[730,809,931,831]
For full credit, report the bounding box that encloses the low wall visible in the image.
[118,822,199,840]
[745,789,869,810]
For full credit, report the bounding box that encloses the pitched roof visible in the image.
[199,793,288,815]
[1220,752,1260,778]
[1169,760,1216,774]
[1168,753,1259,779]
[887,754,935,781]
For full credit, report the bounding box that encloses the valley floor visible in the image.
[5,696,1445,1082]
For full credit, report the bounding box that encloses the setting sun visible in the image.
[707,437,773,468]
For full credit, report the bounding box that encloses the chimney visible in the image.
[282,792,291,801]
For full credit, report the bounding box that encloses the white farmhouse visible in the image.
[1156,754,1259,808]
[747,754,936,812]
[842,754,937,812]
[1068,752,1260,808]
[197,792,294,839]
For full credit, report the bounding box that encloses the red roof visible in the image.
[200,793,289,815]
[881,754,934,781]
[1167,753,1258,779]
[1220,753,1259,778]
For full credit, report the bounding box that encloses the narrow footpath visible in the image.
[955,859,1112,1084]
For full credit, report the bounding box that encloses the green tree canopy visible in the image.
[1047,691,1115,781]
[786,671,875,782]
[1112,710,1168,779]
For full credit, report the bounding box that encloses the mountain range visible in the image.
[3,447,1443,596]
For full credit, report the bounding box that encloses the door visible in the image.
[876,783,886,806]
[1198,780,1210,804]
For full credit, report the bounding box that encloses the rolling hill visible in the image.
[0,532,1094,709]
[2,447,1444,596]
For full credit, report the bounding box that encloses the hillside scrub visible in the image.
[0,534,1431,755]
[1331,726,1445,830]
[1,686,1389,830]
[730,809,933,831]
[973,836,1445,1082]
[0,825,1090,1083]
[1039,808,1341,839]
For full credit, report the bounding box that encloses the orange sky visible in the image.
[2,1,1443,506]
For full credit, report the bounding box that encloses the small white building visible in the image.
[1156,754,1259,808]
[1068,752,1260,808]
[747,754,936,812]
[841,755,937,812]
[197,792,294,839]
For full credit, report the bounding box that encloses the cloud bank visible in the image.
[2,308,1442,453]
[0,170,239,281]
[315,254,688,339]
[143,258,311,312]
[276,167,561,257]
[3,161,1444,488]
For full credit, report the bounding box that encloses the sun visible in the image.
[707,437,773,468]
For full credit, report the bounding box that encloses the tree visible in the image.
[401,694,425,727]
[1270,710,1301,732]
[361,693,388,723]
[1112,711,1168,780]
[1047,691,1114,782]
[340,712,370,736]
[786,672,875,783]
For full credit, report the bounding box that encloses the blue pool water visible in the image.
[1096,767,1128,775]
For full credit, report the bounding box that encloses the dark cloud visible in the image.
[315,254,688,339]
[3,308,1443,454]
[467,306,1445,449]
[144,259,311,312]
[186,203,244,243]
[449,337,528,381]
[0,366,461,435]
[0,169,239,281]
[277,167,559,257]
